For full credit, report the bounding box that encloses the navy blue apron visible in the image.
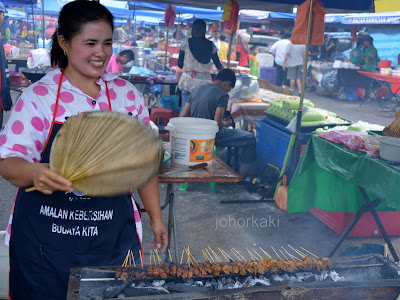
[9,71,142,300]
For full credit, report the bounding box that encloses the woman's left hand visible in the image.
[150,218,168,253]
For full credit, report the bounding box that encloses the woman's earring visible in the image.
[63,50,67,55]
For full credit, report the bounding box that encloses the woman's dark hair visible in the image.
[216,68,236,88]
[356,39,364,48]
[365,36,373,45]
[51,0,114,69]
[220,34,226,42]
[191,19,206,37]
[120,49,134,61]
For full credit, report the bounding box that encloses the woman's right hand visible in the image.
[31,163,74,195]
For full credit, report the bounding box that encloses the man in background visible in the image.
[210,29,221,55]
[0,2,12,129]
[269,32,291,86]
[218,34,228,61]
[1,15,9,44]
[282,40,306,96]
[182,69,256,178]
[320,34,335,62]
[106,50,134,74]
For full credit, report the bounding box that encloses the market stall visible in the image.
[288,134,400,261]
[359,70,400,111]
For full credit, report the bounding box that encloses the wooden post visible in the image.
[291,0,316,175]
[227,21,239,68]
[164,26,169,70]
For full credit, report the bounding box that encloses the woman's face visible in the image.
[61,20,113,80]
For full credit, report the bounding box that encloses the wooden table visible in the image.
[156,156,241,262]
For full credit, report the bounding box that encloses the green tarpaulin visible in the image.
[288,135,400,213]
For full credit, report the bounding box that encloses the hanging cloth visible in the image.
[291,0,326,46]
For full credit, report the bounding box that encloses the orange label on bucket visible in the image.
[189,139,215,162]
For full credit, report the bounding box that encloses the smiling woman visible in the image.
[0,1,168,299]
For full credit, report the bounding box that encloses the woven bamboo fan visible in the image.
[49,111,164,196]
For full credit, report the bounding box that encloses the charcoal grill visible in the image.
[67,255,400,300]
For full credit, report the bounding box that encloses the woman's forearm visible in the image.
[0,157,73,194]
[0,157,36,187]
[138,175,163,222]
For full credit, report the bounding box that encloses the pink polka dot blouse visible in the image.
[0,68,150,162]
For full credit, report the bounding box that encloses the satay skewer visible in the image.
[219,248,234,261]
[155,249,163,264]
[300,247,319,258]
[281,246,300,261]
[232,248,246,261]
[208,246,223,263]
[122,250,129,267]
[230,249,242,261]
[288,244,306,258]
[168,249,173,263]
[259,247,273,259]
[187,248,199,265]
[139,250,144,269]
[203,250,208,262]
[279,249,289,261]
[205,248,215,263]
[252,249,264,260]
[246,248,257,262]
[218,248,230,262]
[271,246,282,260]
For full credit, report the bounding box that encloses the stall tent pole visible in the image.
[41,0,45,48]
[176,5,182,52]
[227,20,239,68]
[164,26,169,69]
[292,0,315,174]
[32,1,37,49]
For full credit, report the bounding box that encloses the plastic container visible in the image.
[255,119,311,175]
[166,117,219,166]
[310,208,400,237]
[9,72,23,87]
[379,136,400,163]
[379,59,392,72]
[260,67,277,85]
[258,53,274,67]
[0,231,9,299]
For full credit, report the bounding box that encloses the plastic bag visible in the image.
[291,0,326,46]
[27,48,51,69]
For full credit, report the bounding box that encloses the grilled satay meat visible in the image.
[320,257,333,269]
[115,267,122,279]
[115,256,333,280]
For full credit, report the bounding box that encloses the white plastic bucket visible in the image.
[166,117,219,166]
[0,231,8,299]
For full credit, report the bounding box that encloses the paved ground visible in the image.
[1,85,399,266]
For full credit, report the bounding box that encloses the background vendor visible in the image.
[363,36,379,72]
[182,69,256,178]
[177,19,223,115]
[106,49,134,73]
[350,39,364,67]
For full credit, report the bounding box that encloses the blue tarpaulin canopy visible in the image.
[128,0,373,13]
[3,0,38,7]
[7,8,26,20]
[339,11,400,25]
